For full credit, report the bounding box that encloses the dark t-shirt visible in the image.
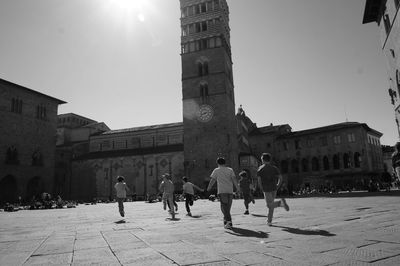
[257,163,280,192]
[239,177,251,194]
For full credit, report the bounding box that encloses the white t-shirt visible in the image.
[115,182,128,198]
[210,166,236,194]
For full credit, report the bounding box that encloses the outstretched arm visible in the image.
[193,184,204,192]
[207,178,216,192]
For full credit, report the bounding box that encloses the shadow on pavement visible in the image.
[115,220,126,224]
[227,227,269,238]
[251,214,267,218]
[190,215,202,218]
[166,217,181,221]
[272,225,336,236]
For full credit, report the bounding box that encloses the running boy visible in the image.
[207,157,240,229]
[239,170,254,215]
[159,173,175,219]
[182,176,204,216]
[114,176,130,217]
[257,153,289,226]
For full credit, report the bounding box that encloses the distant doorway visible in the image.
[26,176,42,200]
[0,175,18,203]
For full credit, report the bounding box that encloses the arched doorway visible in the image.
[0,175,18,203]
[26,176,42,200]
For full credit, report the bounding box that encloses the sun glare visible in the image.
[103,0,150,23]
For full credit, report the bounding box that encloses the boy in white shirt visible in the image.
[207,157,240,229]
[114,176,130,217]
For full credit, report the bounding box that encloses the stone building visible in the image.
[0,78,65,204]
[363,0,400,140]
[71,123,184,201]
[55,113,110,199]
[250,122,384,191]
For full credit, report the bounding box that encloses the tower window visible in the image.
[200,83,209,101]
[201,3,207,13]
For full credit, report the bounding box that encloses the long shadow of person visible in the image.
[115,219,126,224]
[272,225,335,236]
[227,227,269,239]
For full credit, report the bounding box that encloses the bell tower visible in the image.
[179,0,239,187]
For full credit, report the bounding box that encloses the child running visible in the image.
[159,173,175,219]
[182,176,204,216]
[114,176,130,217]
[239,170,255,215]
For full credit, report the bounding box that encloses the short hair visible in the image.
[216,157,226,165]
[117,176,124,182]
[182,176,188,182]
[261,153,272,162]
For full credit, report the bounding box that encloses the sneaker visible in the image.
[252,199,255,204]
[281,198,289,211]
[244,210,249,215]
[121,211,125,217]
[187,212,192,217]
[224,222,233,230]
[267,221,272,226]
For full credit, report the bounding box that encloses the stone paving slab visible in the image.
[1,194,400,265]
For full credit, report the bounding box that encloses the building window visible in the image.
[333,154,340,169]
[323,156,329,170]
[311,157,319,171]
[200,2,207,13]
[36,104,47,120]
[347,133,355,143]
[320,136,328,146]
[301,158,308,172]
[11,98,23,114]
[295,140,301,150]
[333,135,341,145]
[200,83,209,102]
[5,146,19,164]
[354,152,361,168]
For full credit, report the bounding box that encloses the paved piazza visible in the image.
[1,193,400,265]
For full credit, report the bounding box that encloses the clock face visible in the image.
[197,104,214,123]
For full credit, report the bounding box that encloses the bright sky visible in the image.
[0,0,396,145]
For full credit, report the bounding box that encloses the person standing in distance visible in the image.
[207,157,240,230]
[257,153,289,226]
[114,176,130,217]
